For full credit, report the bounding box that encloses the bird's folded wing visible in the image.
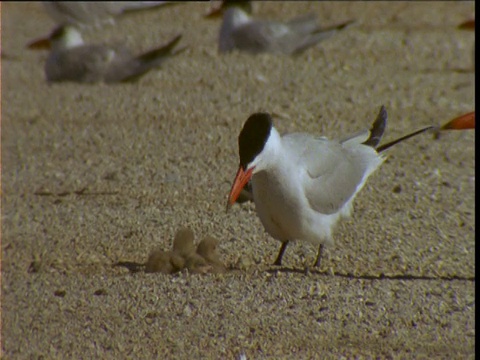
[44,2,122,26]
[233,21,289,52]
[47,45,115,82]
[286,13,318,34]
[297,137,377,215]
[338,129,370,145]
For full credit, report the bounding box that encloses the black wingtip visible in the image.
[336,19,356,31]
[137,33,183,63]
[314,19,356,34]
[363,105,387,148]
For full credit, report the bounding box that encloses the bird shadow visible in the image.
[266,267,475,282]
[113,261,145,273]
[34,187,119,197]
[113,261,474,282]
[407,67,475,74]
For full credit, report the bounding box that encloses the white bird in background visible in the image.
[209,0,354,55]
[42,1,172,28]
[29,25,184,83]
[227,106,434,267]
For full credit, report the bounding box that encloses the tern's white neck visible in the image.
[53,26,84,51]
[224,7,252,28]
[219,6,252,52]
[251,126,283,174]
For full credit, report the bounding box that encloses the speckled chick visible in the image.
[145,249,185,274]
[185,253,211,274]
[145,228,195,274]
[196,236,227,273]
[172,228,196,258]
[172,227,210,274]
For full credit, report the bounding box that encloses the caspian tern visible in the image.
[30,25,184,83]
[42,1,172,28]
[215,1,354,55]
[227,106,434,267]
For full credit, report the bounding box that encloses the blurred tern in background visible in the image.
[207,0,354,55]
[29,25,184,83]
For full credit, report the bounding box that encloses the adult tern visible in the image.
[227,106,434,267]
[214,1,354,55]
[30,25,183,83]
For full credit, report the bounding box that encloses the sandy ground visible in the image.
[1,2,475,359]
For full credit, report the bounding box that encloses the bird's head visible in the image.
[227,112,274,210]
[205,0,252,18]
[28,25,84,50]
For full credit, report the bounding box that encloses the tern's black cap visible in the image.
[238,113,272,169]
[50,25,68,40]
[222,0,253,13]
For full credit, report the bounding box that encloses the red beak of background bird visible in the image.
[441,111,475,130]
[204,5,223,18]
[458,19,475,30]
[227,166,254,210]
[27,36,52,50]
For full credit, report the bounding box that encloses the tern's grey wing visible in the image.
[230,20,294,54]
[339,129,370,145]
[284,133,382,215]
[43,2,169,27]
[116,1,170,12]
[286,13,318,34]
[45,45,116,83]
[233,18,348,55]
[43,2,121,26]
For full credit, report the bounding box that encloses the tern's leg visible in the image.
[313,244,324,267]
[273,241,289,266]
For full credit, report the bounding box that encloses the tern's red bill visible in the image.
[27,36,52,50]
[227,166,254,210]
[204,5,223,18]
[441,111,475,130]
[458,19,475,30]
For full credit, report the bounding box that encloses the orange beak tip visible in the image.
[226,188,239,213]
[226,166,253,211]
